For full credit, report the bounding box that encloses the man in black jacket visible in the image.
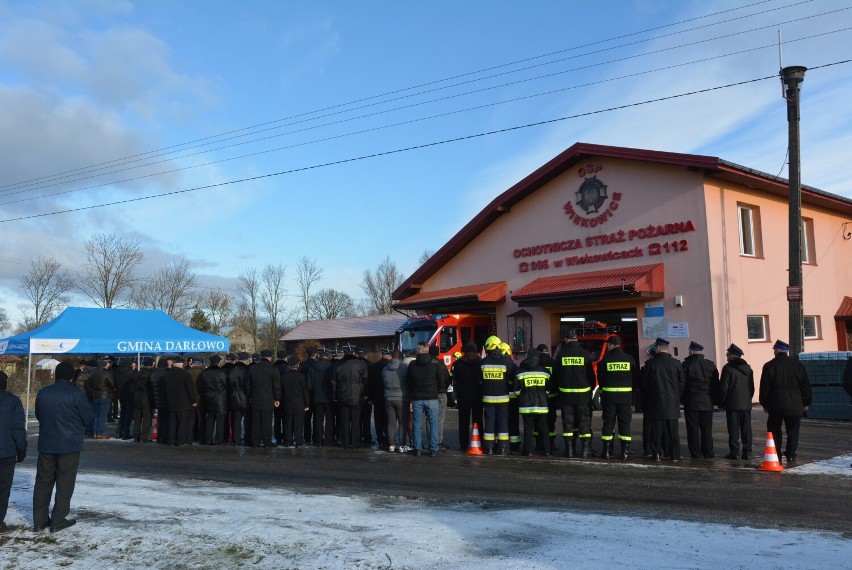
[681,341,719,459]
[759,340,811,464]
[227,352,251,445]
[642,338,685,461]
[1,371,27,533]
[718,344,755,460]
[451,342,482,452]
[407,342,442,456]
[33,361,94,533]
[552,331,595,458]
[201,356,229,445]
[333,346,367,450]
[131,358,153,443]
[304,349,335,447]
[246,349,281,447]
[598,335,637,460]
[163,357,198,446]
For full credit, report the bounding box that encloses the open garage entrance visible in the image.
[559,308,641,364]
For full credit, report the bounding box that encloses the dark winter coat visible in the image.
[227,363,249,412]
[201,366,229,415]
[719,357,755,411]
[280,370,310,414]
[759,353,812,416]
[149,366,168,413]
[35,380,94,454]
[332,355,367,406]
[681,354,720,410]
[304,358,334,404]
[516,353,551,414]
[642,352,685,420]
[0,390,27,459]
[407,353,442,401]
[246,359,281,410]
[368,358,390,404]
[480,350,514,404]
[552,341,595,405]
[164,367,198,412]
[132,368,152,410]
[113,363,134,400]
[598,346,637,405]
[85,365,115,401]
[451,355,482,405]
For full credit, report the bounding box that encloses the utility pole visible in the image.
[781,65,806,357]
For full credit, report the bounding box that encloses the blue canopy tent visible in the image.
[0,307,229,426]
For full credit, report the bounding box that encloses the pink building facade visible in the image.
[393,143,852,395]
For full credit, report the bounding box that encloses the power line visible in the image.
[0,0,814,193]
[3,19,848,207]
[16,68,850,224]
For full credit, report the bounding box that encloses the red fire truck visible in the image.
[397,314,493,370]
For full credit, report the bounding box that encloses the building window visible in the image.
[747,315,768,341]
[801,217,815,265]
[738,204,762,257]
[804,315,820,339]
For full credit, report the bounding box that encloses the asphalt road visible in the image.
[23,409,852,537]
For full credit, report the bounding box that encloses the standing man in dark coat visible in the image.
[273,351,289,445]
[113,359,134,439]
[304,348,334,447]
[280,356,310,447]
[718,344,755,460]
[227,352,251,445]
[246,349,282,447]
[552,330,596,458]
[85,359,115,439]
[368,350,391,449]
[407,342,442,457]
[451,342,482,452]
[131,358,153,443]
[759,340,812,464]
[201,356,229,445]
[1,371,27,533]
[32,361,94,533]
[163,357,198,446]
[517,349,552,457]
[537,344,558,453]
[332,346,367,450]
[681,341,719,459]
[598,335,637,460]
[148,358,170,444]
[642,338,685,461]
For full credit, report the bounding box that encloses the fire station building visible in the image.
[392,143,852,388]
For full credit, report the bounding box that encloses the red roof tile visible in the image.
[511,264,664,304]
[393,282,506,310]
[836,296,852,318]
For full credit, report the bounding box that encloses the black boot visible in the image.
[565,440,574,458]
[602,440,613,459]
[580,440,591,458]
[620,441,631,460]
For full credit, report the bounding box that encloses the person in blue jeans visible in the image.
[84,360,115,439]
[406,342,442,457]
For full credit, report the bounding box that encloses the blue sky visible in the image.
[0,0,850,328]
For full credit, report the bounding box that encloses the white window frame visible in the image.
[738,205,756,256]
[801,218,812,265]
[747,315,767,342]
[803,315,820,339]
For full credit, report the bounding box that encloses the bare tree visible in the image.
[260,264,287,349]
[295,256,323,321]
[79,232,143,308]
[361,256,405,315]
[418,250,433,266]
[236,268,261,350]
[130,260,198,322]
[18,256,75,329]
[309,288,356,320]
[0,307,11,335]
[199,288,234,335]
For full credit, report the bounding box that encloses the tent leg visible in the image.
[25,351,33,429]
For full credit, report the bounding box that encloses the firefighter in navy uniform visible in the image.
[536,344,558,452]
[598,335,637,459]
[552,330,596,458]
[480,336,514,455]
[517,349,552,456]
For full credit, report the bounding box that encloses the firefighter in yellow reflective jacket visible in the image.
[501,342,521,453]
[517,348,552,456]
[480,336,514,455]
[597,335,637,459]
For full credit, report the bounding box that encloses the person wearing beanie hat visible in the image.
[551,330,596,458]
[719,344,755,460]
[681,340,720,459]
[32,361,94,533]
[0,370,27,533]
[758,340,812,464]
[452,341,483,452]
[597,335,638,460]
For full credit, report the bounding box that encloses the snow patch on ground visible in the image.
[786,453,852,478]
[2,465,851,569]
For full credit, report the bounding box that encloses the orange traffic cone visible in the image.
[467,423,484,456]
[759,432,783,472]
[151,409,159,443]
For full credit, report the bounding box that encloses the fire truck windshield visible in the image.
[399,325,437,353]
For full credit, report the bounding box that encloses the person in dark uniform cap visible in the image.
[642,337,685,461]
[718,344,754,460]
[681,341,719,459]
[551,331,595,458]
[759,340,811,464]
[246,349,281,447]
